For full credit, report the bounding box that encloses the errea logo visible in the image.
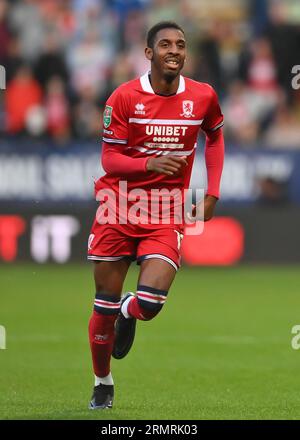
[95,334,108,342]
[135,103,145,115]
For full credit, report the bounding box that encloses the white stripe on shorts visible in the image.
[138,253,178,271]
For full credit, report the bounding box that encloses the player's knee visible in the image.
[94,280,122,296]
[93,291,121,316]
[137,285,168,321]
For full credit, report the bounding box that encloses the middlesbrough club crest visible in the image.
[180,100,195,118]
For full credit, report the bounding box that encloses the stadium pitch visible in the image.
[1,264,300,420]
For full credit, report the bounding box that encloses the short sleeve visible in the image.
[201,87,224,132]
[102,86,129,145]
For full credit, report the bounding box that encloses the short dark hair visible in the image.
[146,21,185,48]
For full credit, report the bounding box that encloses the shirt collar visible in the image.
[140,71,185,95]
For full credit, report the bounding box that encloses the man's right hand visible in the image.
[146,156,188,176]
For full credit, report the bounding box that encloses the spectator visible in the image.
[0,0,298,149]
[127,43,150,78]
[8,0,45,61]
[147,0,180,25]
[5,64,43,134]
[0,0,11,64]
[123,9,147,49]
[3,35,24,83]
[108,0,149,49]
[72,84,102,140]
[223,80,259,145]
[238,37,281,135]
[72,0,118,51]
[67,29,113,97]
[193,20,223,94]
[263,103,300,149]
[35,32,69,89]
[266,0,300,102]
[45,76,70,142]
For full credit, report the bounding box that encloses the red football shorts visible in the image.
[87,220,183,271]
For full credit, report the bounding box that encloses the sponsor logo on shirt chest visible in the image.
[145,125,188,136]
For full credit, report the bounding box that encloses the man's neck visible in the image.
[149,70,180,96]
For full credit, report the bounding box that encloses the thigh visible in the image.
[88,222,136,261]
[137,258,176,291]
[93,259,131,297]
[136,228,183,272]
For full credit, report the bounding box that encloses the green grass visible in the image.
[1,264,300,420]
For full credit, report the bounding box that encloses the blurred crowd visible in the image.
[0,0,300,148]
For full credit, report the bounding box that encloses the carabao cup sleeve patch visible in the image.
[103,105,113,128]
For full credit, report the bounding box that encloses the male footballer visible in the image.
[87,21,224,409]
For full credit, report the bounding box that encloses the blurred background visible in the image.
[0,0,300,265]
[1,0,300,421]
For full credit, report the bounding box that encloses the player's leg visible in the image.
[87,220,136,403]
[88,259,131,409]
[127,227,181,321]
[112,227,181,360]
[126,257,176,320]
[112,258,176,359]
[137,257,176,290]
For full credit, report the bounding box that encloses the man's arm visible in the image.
[191,127,224,221]
[203,127,225,220]
[102,142,188,176]
[102,142,149,175]
[205,127,225,198]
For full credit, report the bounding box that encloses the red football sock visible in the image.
[127,284,168,321]
[88,311,117,378]
[127,296,157,320]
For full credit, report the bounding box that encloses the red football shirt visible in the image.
[95,72,224,228]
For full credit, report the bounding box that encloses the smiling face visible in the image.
[145,28,186,82]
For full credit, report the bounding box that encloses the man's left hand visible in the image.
[188,195,218,222]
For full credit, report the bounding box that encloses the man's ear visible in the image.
[145,47,153,61]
